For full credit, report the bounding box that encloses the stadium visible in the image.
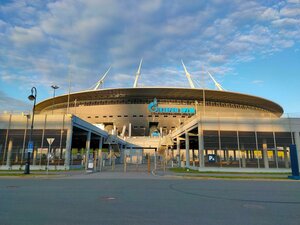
[0,61,300,171]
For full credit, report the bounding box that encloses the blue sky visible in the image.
[0,0,300,115]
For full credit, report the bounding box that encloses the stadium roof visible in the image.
[35,87,283,115]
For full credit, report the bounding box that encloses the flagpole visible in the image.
[202,67,206,116]
[67,63,71,114]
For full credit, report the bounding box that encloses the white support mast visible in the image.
[133,58,143,88]
[92,66,111,90]
[181,60,195,89]
[207,71,225,91]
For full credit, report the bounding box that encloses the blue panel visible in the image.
[290,144,299,177]
[208,154,216,162]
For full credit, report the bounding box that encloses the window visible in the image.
[109,115,113,118]
[87,116,91,118]
[133,115,137,117]
[95,116,99,118]
[124,115,128,117]
[117,115,121,117]
[139,115,143,117]
[103,116,107,118]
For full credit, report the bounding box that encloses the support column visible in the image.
[21,116,29,166]
[263,140,269,169]
[113,125,117,135]
[2,114,12,166]
[273,132,279,168]
[225,150,229,165]
[185,132,190,168]
[241,151,246,168]
[255,131,260,168]
[283,147,289,168]
[154,148,157,170]
[198,122,205,168]
[109,144,112,166]
[192,148,195,166]
[129,123,132,137]
[64,126,73,169]
[176,137,180,167]
[294,132,300,172]
[130,146,133,163]
[85,131,91,169]
[33,150,37,166]
[120,144,124,165]
[97,137,103,171]
[39,114,47,166]
[6,139,13,167]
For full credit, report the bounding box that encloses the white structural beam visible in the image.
[181,60,195,89]
[92,66,112,90]
[207,71,225,91]
[133,58,143,88]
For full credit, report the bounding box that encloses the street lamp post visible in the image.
[24,87,37,174]
[51,85,59,114]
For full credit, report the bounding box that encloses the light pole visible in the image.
[46,138,55,175]
[51,85,59,114]
[24,87,37,174]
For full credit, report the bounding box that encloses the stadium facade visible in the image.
[1,62,300,171]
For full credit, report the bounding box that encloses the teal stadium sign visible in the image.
[148,98,195,114]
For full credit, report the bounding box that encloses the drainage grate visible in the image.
[6,186,19,189]
[100,196,116,201]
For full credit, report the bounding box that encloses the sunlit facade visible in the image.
[0,87,300,170]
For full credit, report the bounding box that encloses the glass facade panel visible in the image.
[220,131,238,150]
[239,132,256,150]
[203,130,219,150]
[275,132,292,168]
[0,129,8,165]
[0,115,68,167]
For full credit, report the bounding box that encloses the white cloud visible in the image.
[252,80,264,84]
[272,18,300,27]
[260,8,279,20]
[0,90,30,112]
[0,0,300,110]
[10,26,46,47]
[280,6,300,17]
[287,0,300,3]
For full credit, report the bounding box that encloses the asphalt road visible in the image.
[0,172,300,225]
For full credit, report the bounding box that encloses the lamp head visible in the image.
[51,85,59,90]
[28,94,36,101]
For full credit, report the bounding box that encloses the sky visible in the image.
[0,0,300,115]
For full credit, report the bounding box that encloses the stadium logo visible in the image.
[148,98,195,114]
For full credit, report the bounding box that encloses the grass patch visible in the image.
[169,167,291,175]
[0,173,28,177]
[0,172,62,176]
[170,168,199,173]
[0,173,56,177]
[182,175,289,180]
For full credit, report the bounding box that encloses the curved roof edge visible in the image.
[35,87,284,116]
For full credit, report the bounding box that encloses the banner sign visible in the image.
[148,98,195,114]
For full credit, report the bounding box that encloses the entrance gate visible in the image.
[98,147,173,173]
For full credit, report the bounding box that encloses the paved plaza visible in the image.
[0,167,299,225]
